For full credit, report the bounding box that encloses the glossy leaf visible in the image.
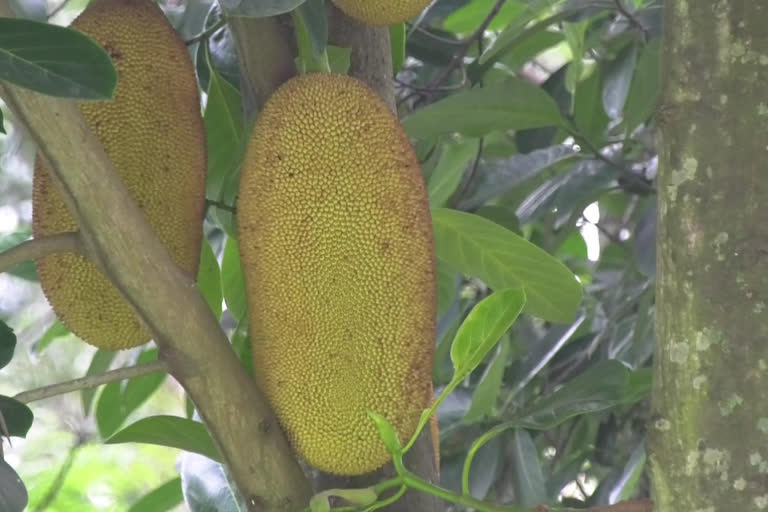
[622,38,661,130]
[602,42,638,120]
[127,477,183,512]
[450,288,525,378]
[0,396,33,437]
[121,349,167,420]
[455,144,578,211]
[198,238,223,319]
[32,320,69,352]
[204,53,245,237]
[81,349,116,415]
[463,336,513,423]
[427,138,479,207]
[0,18,116,99]
[107,416,221,462]
[368,411,401,455]
[0,320,15,370]
[221,237,248,322]
[95,379,123,438]
[509,360,631,430]
[0,232,37,281]
[0,459,27,512]
[403,80,565,139]
[390,24,406,74]
[180,453,241,512]
[510,429,547,507]
[609,442,646,503]
[297,0,327,57]
[431,208,583,322]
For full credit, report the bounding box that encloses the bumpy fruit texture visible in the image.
[332,0,432,26]
[33,0,206,350]
[238,73,436,475]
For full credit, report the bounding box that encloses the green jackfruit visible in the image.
[33,0,206,350]
[238,73,436,475]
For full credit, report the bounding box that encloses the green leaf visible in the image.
[127,477,183,512]
[0,459,27,512]
[455,144,577,211]
[309,494,331,512]
[197,239,223,320]
[221,237,247,321]
[602,42,638,120]
[610,442,646,503]
[204,51,245,237]
[463,335,513,423]
[436,258,459,317]
[327,45,351,74]
[0,396,33,437]
[32,320,69,352]
[427,138,479,208]
[509,429,547,507]
[297,0,327,57]
[95,379,123,438]
[107,415,221,462]
[367,411,401,455]
[294,0,330,73]
[443,0,525,33]
[95,348,167,438]
[180,453,242,512]
[230,319,253,375]
[0,108,5,134]
[121,348,167,419]
[402,80,565,139]
[0,232,37,281]
[450,288,525,378]
[573,66,609,142]
[0,18,117,100]
[223,0,306,16]
[0,320,15,370]
[81,349,117,415]
[622,38,661,130]
[510,360,631,430]
[431,208,583,322]
[390,23,406,74]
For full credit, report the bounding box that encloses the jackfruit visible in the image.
[237,73,436,475]
[332,0,432,26]
[32,0,206,350]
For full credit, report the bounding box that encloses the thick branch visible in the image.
[0,4,311,510]
[14,360,167,404]
[0,232,81,274]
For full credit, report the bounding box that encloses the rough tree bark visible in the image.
[650,1,768,510]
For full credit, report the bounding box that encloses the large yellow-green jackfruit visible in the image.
[332,0,432,26]
[33,0,206,351]
[237,73,436,475]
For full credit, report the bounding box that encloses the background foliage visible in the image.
[0,0,661,509]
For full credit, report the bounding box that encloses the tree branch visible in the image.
[14,360,167,404]
[0,232,81,274]
[0,3,311,510]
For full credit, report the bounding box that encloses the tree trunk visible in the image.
[650,1,768,510]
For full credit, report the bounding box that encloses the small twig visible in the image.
[0,232,81,274]
[185,18,227,47]
[393,72,467,93]
[31,441,83,512]
[582,214,625,246]
[205,198,237,214]
[13,360,167,404]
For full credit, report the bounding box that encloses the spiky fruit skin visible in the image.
[332,0,432,26]
[238,73,436,476]
[32,0,206,350]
